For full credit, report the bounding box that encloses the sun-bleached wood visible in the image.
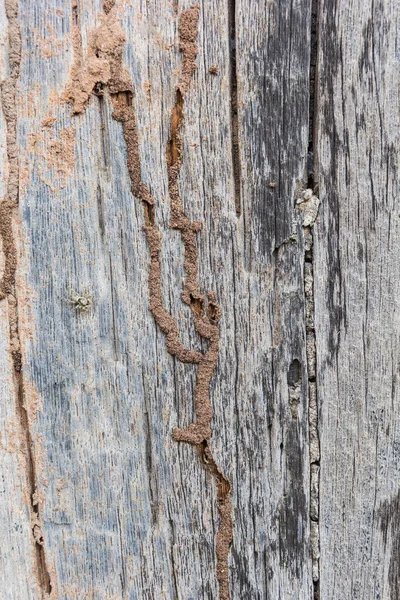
[315,1,400,599]
[0,0,398,598]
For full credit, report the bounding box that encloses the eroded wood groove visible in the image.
[306,2,321,596]
[0,0,52,595]
[308,0,319,185]
[64,2,232,597]
[14,359,53,596]
[304,217,320,598]
[228,0,241,216]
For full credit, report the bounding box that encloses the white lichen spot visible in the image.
[296,188,320,227]
[67,290,93,312]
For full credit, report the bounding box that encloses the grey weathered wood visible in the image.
[0,1,42,597]
[230,0,314,597]
[1,0,398,598]
[0,300,39,600]
[315,0,400,598]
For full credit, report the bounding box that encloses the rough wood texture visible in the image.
[0,0,398,598]
[315,1,400,599]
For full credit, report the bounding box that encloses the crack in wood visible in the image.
[306,1,321,591]
[378,490,400,600]
[64,2,232,597]
[199,441,232,600]
[228,0,241,216]
[303,1,321,595]
[304,221,320,597]
[308,0,319,188]
[0,0,53,595]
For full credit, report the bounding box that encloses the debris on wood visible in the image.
[296,188,320,227]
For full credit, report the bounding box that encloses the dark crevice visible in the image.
[168,516,179,600]
[287,359,302,420]
[142,366,159,527]
[207,300,219,323]
[307,1,320,597]
[189,293,204,316]
[72,1,79,25]
[143,202,155,226]
[116,508,127,596]
[97,92,111,170]
[108,254,119,361]
[13,310,52,594]
[167,89,184,168]
[228,0,241,216]
[308,0,319,189]
[96,183,106,240]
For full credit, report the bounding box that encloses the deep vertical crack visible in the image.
[116,507,127,596]
[228,0,241,216]
[308,0,319,187]
[0,0,52,594]
[64,3,232,598]
[306,0,320,597]
[304,219,320,599]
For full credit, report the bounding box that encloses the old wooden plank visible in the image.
[230,0,314,597]
[6,0,318,599]
[0,0,43,596]
[15,0,234,598]
[315,0,400,598]
[236,0,313,262]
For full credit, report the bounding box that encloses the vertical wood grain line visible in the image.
[0,0,53,594]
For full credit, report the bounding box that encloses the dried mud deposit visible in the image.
[64,2,233,597]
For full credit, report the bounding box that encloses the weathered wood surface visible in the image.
[0,0,398,599]
[315,0,400,599]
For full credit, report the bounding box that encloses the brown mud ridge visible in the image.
[64,2,232,598]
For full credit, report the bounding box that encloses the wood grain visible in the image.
[0,300,39,600]
[1,0,398,598]
[315,0,400,598]
[6,0,315,597]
